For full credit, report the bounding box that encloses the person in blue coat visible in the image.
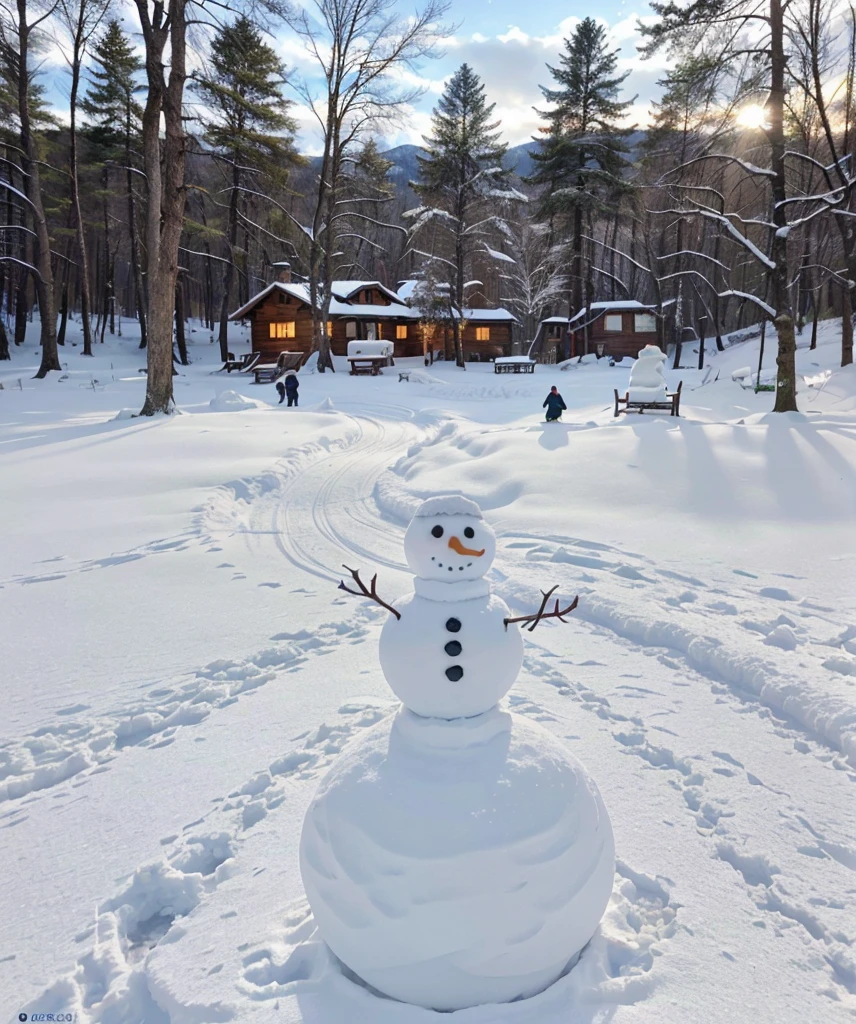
[543,385,567,421]
[277,370,299,406]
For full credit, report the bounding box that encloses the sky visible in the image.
[38,0,671,156]
[277,0,671,153]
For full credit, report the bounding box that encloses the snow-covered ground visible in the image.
[2,317,855,1023]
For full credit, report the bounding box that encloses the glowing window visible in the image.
[326,321,333,336]
[604,315,623,332]
[396,324,407,339]
[269,321,296,339]
[475,326,490,341]
[634,313,656,332]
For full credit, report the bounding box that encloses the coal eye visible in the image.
[431,525,444,538]
[464,527,475,539]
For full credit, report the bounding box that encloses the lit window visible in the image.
[604,314,622,332]
[396,324,407,340]
[326,321,333,336]
[269,321,296,339]
[475,326,490,341]
[634,313,656,333]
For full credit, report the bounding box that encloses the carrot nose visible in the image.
[448,535,485,557]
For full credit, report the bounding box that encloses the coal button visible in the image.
[444,640,462,657]
[445,665,464,682]
[445,617,461,633]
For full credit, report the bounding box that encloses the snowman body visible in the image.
[299,495,615,1011]
[379,578,523,720]
[628,343,668,400]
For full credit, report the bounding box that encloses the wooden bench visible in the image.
[253,351,302,384]
[494,357,535,374]
[348,356,385,376]
[614,381,682,417]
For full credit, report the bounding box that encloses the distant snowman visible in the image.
[627,343,668,400]
[299,495,615,1011]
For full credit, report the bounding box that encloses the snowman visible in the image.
[627,343,668,400]
[299,495,615,1011]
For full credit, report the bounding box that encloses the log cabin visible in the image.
[230,268,518,364]
[229,267,423,361]
[529,301,671,363]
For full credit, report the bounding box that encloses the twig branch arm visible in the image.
[338,565,401,620]
[504,589,579,632]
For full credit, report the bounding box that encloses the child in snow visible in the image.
[276,371,299,407]
[543,386,567,422]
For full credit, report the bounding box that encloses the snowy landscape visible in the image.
[2,319,855,1023]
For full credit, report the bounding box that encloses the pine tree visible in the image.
[411,63,515,367]
[193,15,298,360]
[529,18,633,320]
[82,20,147,347]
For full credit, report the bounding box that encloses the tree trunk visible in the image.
[217,160,239,362]
[68,29,94,357]
[175,276,188,365]
[136,0,187,415]
[15,0,59,378]
[768,0,798,412]
[126,145,147,349]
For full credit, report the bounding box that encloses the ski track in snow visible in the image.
[12,399,856,1019]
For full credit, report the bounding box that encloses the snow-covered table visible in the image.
[494,356,535,374]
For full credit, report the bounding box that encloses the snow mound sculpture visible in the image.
[627,344,667,403]
[209,389,258,411]
[300,495,615,1011]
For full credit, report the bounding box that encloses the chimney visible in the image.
[272,261,292,284]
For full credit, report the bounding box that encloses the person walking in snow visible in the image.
[276,370,299,407]
[543,386,566,422]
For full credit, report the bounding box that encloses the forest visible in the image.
[2,0,856,414]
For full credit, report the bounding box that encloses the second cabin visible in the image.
[530,301,671,363]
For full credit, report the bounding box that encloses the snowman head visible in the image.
[405,495,496,582]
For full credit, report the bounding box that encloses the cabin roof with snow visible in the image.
[229,281,421,322]
[568,300,657,325]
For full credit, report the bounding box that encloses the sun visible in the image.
[737,103,769,129]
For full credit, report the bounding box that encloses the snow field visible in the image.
[2,316,856,1021]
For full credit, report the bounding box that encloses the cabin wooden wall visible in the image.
[572,311,660,359]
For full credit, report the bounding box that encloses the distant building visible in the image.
[395,280,518,361]
[529,301,670,363]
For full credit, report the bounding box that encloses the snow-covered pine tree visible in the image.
[410,63,520,368]
[193,15,298,362]
[82,20,146,348]
[529,18,634,327]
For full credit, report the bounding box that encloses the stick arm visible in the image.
[504,587,579,632]
[338,565,402,620]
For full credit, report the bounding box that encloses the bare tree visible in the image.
[285,0,451,371]
[57,0,109,358]
[0,0,60,377]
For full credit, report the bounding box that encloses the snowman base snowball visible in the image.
[300,707,615,1011]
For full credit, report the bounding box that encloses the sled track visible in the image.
[251,403,428,583]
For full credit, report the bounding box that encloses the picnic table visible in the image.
[614,381,682,417]
[348,356,386,376]
[494,357,535,374]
